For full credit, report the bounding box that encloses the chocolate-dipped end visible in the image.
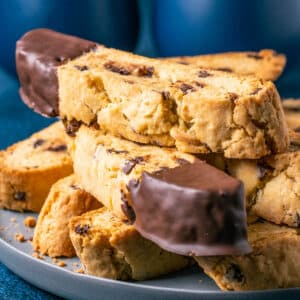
[16,29,96,117]
[128,159,251,256]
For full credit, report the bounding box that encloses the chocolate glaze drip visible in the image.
[16,29,96,117]
[128,159,251,256]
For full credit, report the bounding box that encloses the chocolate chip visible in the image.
[55,56,65,63]
[33,139,45,148]
[120,190,136,222]
[176,158,190,165]
[122,157,144,175]
[47,144,67,152]
[215,67,232,73]
[296,213,300,227]
[228,93,238,101]
[70,184,80,190]
[250,88,262,96]
[64,119,82,137]
[225,264,245,283]
[74,65,89,71]
[136,66,154,77]
[257,161,274,179]
[162,91,171,101]
[179,83,196,94]
[74,224,90,235]
[295,127,300,133]
[103,61,130,75]
[247,53,263,60]
[198,70,211,78]
[106,149,129,155]
[193,81,205,88]
[14,192,26,201]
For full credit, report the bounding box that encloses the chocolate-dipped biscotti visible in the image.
[69,208,192,280]
[17,29,289,159]
[166,49,286,81]
[68,125,250,256]
[0,122,73,212]
[33,175,100,257]
[196,220,300,290]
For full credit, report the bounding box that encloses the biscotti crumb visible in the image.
[75,268,84,274]
[10,218,17,223]
[56,260,66,267]
[72,262,79,267]
[24,216,36,228]
[15,233,25,242]
[52,258,58,263]
[32,252,44,260]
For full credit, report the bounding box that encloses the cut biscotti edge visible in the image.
[0,121,73,212]
[69,207,192,280]
[195,221,300,291]
[33,175,100,257]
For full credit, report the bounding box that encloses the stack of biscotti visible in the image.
[8,28,300,290]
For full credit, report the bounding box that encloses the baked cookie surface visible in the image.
[69,207,191,280]
[196,221,300,290]
[0,122,73,212]
[166,49,286,81]
[59,45,288,159]
[33,175,100,257]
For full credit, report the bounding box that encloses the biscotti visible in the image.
[72,125,300,228]
[196,221,300,290]
[282,99,300,131]
[0,122,73,212]
[17,29,289,159]
[69,125,250,256]
[166,49,286,81]
[33,175,100,257]
[69,208,191,280]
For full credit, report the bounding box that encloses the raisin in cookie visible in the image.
[166,49,286,81]
[0,122,73,212]
[69,207,191,280]
[33,175,100,257]
[17,29,289,159]
[196,221,300,290]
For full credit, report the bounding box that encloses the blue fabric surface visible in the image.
[0,70,61,299]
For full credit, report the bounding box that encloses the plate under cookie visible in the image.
[0,210,299,300]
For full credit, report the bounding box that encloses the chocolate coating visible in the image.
[16,29,96,117]
[128,159,251,256]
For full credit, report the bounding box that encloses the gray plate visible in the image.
[0,210,299,300]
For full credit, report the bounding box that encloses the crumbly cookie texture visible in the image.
[196,221,300,290]
[282,99,300,131]
[69,125,195,219]
[201,130,300,227]
[33,175,100,257]
[58,46,288,159]
[0,122,73,212]
[166,49,286,81]
[69,208,191,280]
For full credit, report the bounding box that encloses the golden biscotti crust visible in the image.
[33,175,100,257]
[166,49,286,81]
[0,122,73,212]
[69,208,191,280]
[58,45,288,159]
[195,221,300,291]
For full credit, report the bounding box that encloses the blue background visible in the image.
[1,0,300,298]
